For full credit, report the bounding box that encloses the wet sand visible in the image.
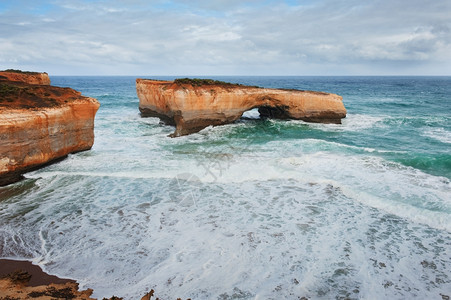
[0,259,75,286]
[0,259,95,299]
[0,259,155,299]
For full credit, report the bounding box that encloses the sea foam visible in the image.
[1,76,450,300]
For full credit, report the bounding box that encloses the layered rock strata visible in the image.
[137,78,346,137]
[0,71,100,186]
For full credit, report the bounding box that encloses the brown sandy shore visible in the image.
[0,259,155,300]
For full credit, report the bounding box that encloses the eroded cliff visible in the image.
[0,71,100,186]
[137,78,347,137]
[0,69,51,85]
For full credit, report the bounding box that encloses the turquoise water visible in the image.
[0,76,450,299]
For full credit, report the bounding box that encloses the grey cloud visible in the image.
[1,0,450,75]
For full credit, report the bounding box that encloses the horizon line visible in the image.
[47,74,451,77]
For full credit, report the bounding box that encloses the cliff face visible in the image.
[0,71,100,186]
[0,70,51,85]
[137,79,347,137]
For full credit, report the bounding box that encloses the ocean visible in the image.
[0,76,450,299]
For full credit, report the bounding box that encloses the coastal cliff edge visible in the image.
[0,70,100,186]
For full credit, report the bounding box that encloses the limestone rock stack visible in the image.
[137,78,347,137]
[0,70,100,186]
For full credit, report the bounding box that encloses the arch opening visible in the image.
[257,105,290,119]
[241,105,291,121]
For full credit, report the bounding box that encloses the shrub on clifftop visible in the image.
[174,78,245,87]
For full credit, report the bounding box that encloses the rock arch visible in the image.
[137,79,346,137]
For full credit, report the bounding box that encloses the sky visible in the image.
[0,0,450,76]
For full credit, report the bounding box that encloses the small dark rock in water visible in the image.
[218,287,253,299]
[421,260,437,269]
[441,294,450,300]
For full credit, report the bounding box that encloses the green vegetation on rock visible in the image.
[0,82,60,108]
[2,69,41,75]
[0,83,21,95]
[174,78,255,87]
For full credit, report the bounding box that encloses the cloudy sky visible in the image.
[1,0,450,75]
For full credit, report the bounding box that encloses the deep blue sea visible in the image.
[0,76,450,299]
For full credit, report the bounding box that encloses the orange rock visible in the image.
[0,279,96,300]
[137,79,346,137]
[0,69,51,85]
[0,71,100,186]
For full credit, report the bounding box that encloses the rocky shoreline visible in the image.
[0,259,95,299]
[0,259,158,300]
